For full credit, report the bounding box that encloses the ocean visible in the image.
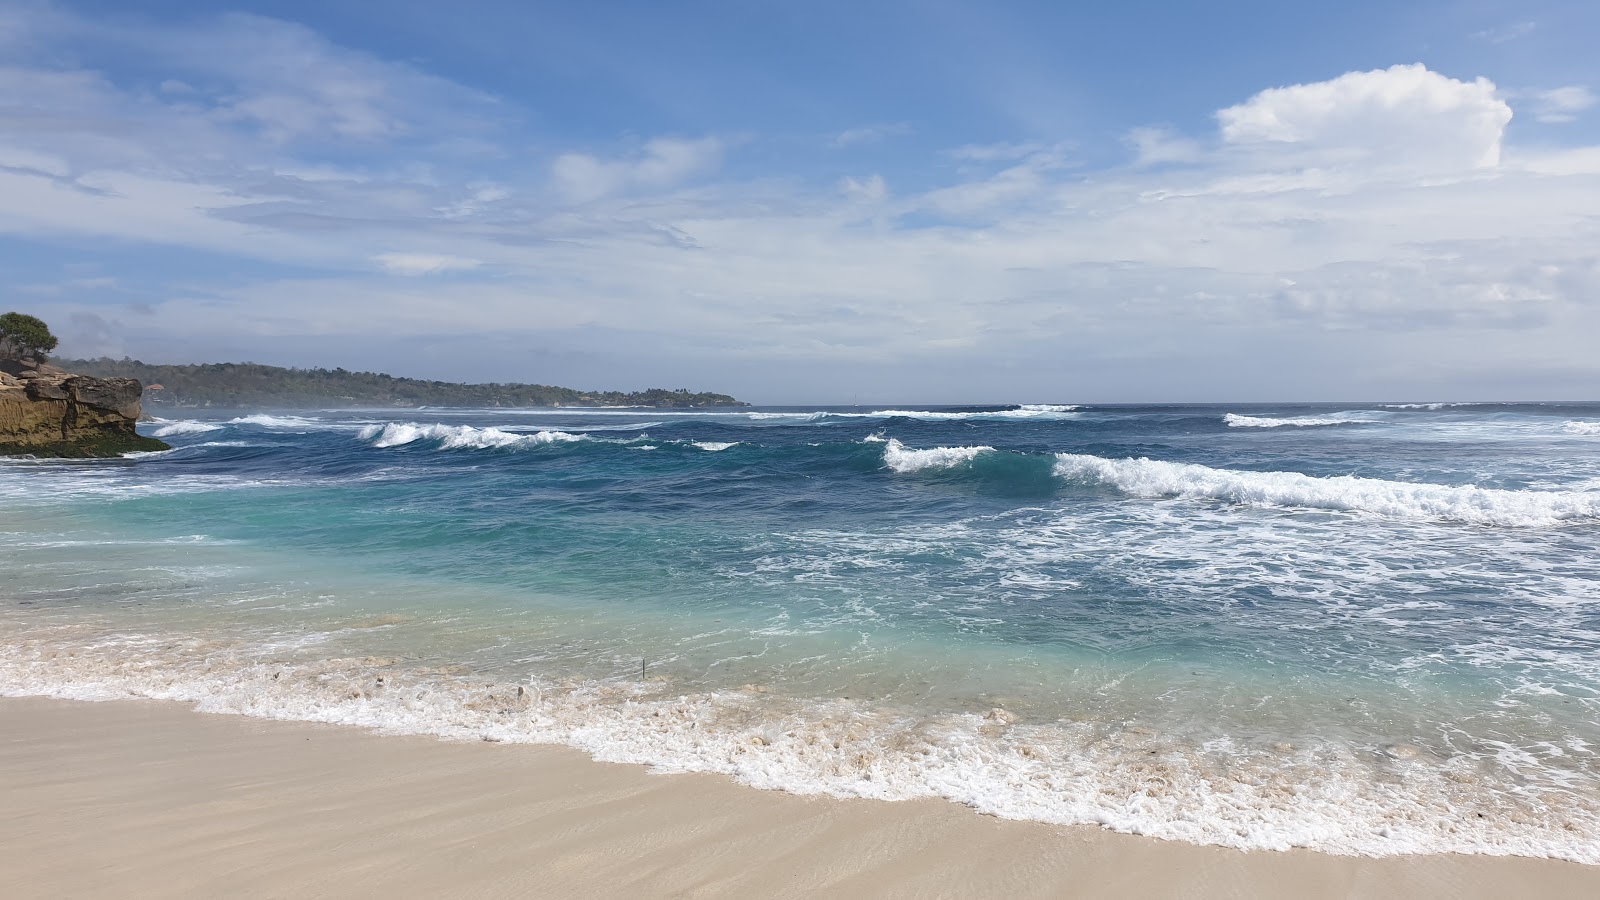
[3,402,1599,862]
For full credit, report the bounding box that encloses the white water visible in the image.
[1224,412,1372,428]
[882,438,994,472]
[1052,453,1600,527]
[358,422,586,450]
[148,420,225,437]
[1,626,1594,865]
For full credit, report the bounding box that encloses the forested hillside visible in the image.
[59,359,746,409]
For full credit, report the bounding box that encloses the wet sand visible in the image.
[2,696,1595,899]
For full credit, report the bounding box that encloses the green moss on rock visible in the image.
[0,431,170,458]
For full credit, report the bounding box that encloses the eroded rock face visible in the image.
[0,366,166,456]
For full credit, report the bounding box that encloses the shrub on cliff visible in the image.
[0,312,58,362]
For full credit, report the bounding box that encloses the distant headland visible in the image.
[59,358,749,410]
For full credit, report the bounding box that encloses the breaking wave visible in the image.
[882,438,994,473]
[750,406,1079,423]
[358,422,585,450]
[1564,421,1600,436]
[148,420,225,437]
[1224,413,1371,429]
[1052,453,1600,527]
[843,405,1078,421]
[228,414,328,429]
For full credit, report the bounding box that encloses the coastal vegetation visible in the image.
[57,358,748,409]
[0,312,59,362]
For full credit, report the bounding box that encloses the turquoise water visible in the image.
[3,403,1599,860]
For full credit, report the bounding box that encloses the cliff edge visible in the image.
[0,360,169,457]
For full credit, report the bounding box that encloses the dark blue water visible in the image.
[3,402,1599,859]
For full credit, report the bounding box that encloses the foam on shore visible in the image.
[1,624,1595,865]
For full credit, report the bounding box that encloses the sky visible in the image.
[3,0,1599,403]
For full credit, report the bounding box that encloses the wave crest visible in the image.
[1224,413,1369,428]
[358,423,584,450]
[883,438,994,473]
[149,421,224,437]
[1052,454,1600,527]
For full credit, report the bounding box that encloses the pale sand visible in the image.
[2,697,1596,899]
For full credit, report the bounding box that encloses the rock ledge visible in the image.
[0,361,170,458]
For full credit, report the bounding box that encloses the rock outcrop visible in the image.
[0,360,169,457]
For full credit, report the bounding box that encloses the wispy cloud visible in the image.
[1530,86,1597,124]
[1472,21,1536,44]
[947,141,1047,162]
[552,137,723,203]
[373,253,482,276]
[1125,127,1202,167]
[832,122,912,148]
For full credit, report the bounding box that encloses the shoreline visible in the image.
[3,695,1597,899]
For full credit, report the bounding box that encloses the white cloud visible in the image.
[552,137,723,203]
[920,145,1071,218]
[373,253,482,276]
[1217,64,1513,170]
[4,9,1600,401]
[1531,86,1597,124]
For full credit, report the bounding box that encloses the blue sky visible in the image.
[4,0,1600,401]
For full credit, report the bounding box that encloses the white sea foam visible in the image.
[1563,421,1600,436]
[149,421,225,437]
[839,406,1079,421]
[1051,453,1600,526]
[228,414,325,429]
[358,422,584,450]
[1,630,1595,865]
[691,441,740,451]
[1224,413,1371,428]
[882,438,994,473]
[748,412,828,421]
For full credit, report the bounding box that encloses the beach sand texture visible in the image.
[3,696,1596,899]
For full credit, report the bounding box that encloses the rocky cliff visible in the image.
[0,361,169,457]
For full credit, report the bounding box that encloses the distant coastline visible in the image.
[57,358,748,410]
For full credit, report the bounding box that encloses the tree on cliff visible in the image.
[0,312,58,361]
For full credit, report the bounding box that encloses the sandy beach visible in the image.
[1,696,1594,899]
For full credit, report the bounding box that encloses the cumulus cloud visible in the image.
[552,137,723,203]
[1531,86,1597,124]
[1217,64,1513,170]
